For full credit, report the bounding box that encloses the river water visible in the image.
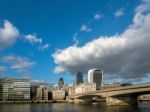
[0,102,150,112]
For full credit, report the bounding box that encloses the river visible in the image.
[0,102,150,112]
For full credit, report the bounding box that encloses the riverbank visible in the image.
[0,100,67,104]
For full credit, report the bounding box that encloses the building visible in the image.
[48,85,58,91]
[47,85,59,100]
[88,69,103,90]
[52,90,65,100]
[58,78,64,89]
[30,86,38,100]
[76,72,83,85]
[68,83,96,96]
[138,94,150,101]
[100,83,121,90]
[31,85,48,101]
[68,86,75,96]
[0,78,30,101]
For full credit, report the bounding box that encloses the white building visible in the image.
[52,90,65,100]
[68,83,96,96]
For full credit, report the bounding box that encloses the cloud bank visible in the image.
[0,20,19,50]
[52,1,150,80]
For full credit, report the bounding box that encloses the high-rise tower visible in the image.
[76,72,83,85]
[88,69,103,90]
[58,78,64,89]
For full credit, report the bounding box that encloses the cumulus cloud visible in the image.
[94,13,103,20]
[114,8,124,17]
[0,20,20,50]
[52,0,150,81]
[3,54,36,75]
[80,24,92,32]
[25,34,42,45]
[38,43,49,50]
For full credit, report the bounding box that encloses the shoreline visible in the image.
[0,100,67,104]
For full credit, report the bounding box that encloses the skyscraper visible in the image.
[88,69,103,90]
[76,72,83,85]
[58,78,64,89]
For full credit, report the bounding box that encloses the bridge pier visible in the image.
[67,98,92,103]
[106,96,137,106]
[73,99,92,103]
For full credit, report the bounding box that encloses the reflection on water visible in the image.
[0,102,150,112]
[138,101,150,112]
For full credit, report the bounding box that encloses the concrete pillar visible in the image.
[106,96,137,106]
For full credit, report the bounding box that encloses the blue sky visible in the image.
[0,0,150,84]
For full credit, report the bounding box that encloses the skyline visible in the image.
[0,0,150,84]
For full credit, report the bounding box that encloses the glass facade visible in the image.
[76,72,83,85]
[58,78,64,89]
[88,69,103,90]
[0,78,30,101]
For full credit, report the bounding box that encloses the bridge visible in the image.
[67,83,150,105]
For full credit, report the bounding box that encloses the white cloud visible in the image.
[25,34,42,45]
[31,80,50,86]
[3,54,36,75]
[94,13,103,20]
[54,66,66,74]
[0,66,7,73]
[25,34,49,51]
[39,43,49,50]
[114,8,124,17]
[72,33,79,45]
[0,20,19,50]
[80,24,92,32]
[52,0,150,81]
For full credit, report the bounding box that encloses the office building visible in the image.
[88,69,103,90]
[76,72,83,85]
[58,78,64,89]
[100,83,121,90]
[0,78,30,101]
[52,90,65,100]
[68,83,96,96]
[31,85,48,101]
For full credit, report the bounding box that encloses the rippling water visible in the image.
[0,102,150,112]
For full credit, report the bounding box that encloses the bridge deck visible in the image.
[68,83,150,98]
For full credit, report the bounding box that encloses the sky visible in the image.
[0,0,150,84]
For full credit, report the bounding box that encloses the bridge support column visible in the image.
[106,96,137,106]
[73,99,92,103]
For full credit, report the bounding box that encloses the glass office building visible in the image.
[88,69,103,90]
[0,78,30,101]
[76,72,83,85]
